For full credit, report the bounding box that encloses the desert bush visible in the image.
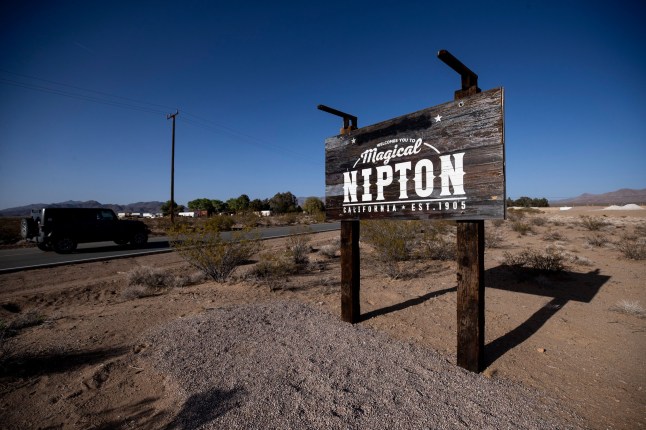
[615,236,646,260]
[287,227,312,266]
[247,252,296,291]
[420,235,456,261]
[609,300,646,318]
[485,229,504,248]
[319,243,339,258]
[362,220,421,263]
[6,309,44,331]
[169,224,261,283]
[205,215,235,232]
[585,233,607,247]
[492,219,504,228]
[530,216,547,227]
[511,221,533,235]
[503,248,566,272]
[361,220,424,279]
[635,223,646,236]
[233,212,260,229]
[123,267,204,298]
[579,216,608,231]
[543,230,564,241]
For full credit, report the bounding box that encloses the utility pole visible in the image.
[167,110,179,224]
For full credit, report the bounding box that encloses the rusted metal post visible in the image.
[438,50,485,372]
[317,104,360,323]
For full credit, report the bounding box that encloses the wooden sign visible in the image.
[325,88,505,221]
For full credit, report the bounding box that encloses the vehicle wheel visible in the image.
[130,231,148,247]
[20,218,37,239]
[53,237,77,254]
[37,242,53,251]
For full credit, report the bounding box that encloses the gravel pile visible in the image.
[145,301,580,429]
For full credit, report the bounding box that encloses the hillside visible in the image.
[0,200,164,217]
[549,188,646,206]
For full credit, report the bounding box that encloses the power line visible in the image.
[1,69,318,165]
[0,69,176,112]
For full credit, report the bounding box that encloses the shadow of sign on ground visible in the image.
[484,265,610,367]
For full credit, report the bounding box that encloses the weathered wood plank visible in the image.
[325,88,505,221]
[340,220,360,323]
[456,220,485,372]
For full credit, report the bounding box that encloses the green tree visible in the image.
[161,200,185,216]
[303,197,325,214]
[269,191,299,213]
[211,199,227,214]
[226,194,250,213]
[188,198,215,214]
[249,198,268,212]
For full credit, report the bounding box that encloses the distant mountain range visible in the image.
[549,188,646,206]
[0,200,165,217]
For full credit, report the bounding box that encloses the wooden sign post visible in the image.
[320,50,505,372]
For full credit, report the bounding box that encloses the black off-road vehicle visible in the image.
[21,207,150,253]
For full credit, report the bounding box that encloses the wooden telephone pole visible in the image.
[167,110,178,224]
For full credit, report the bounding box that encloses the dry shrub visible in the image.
[419,221,457,260]
[530,216,547,227]
[579,216,608,231]
[609,300,646,318]
[169,225,260,283]
[635,223,646,236]
[361,220,424,279]
[543,230,564,241]
[319,243,339,259]
[205,215,235,232]
[123,266,204,298]
[247,252,296,291]
[287,227,312,266]
[585,233,607,247]
[503,248,566,272]
[362,220,421,263]
[615,235,646,260]
[511,221,533,235]
[492,219,504,228]
[485,229,504,248]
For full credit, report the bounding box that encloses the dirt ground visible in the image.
[0,207,644,429]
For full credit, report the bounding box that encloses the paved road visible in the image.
[0,222,340,273]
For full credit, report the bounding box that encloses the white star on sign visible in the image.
[434,115,442,122]
[351,138,356,144]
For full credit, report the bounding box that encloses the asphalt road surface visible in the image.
[0,222,340,273]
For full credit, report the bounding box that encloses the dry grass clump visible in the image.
[579,216,609,231]
[503,248,566,272]
[609,300,646,318]
[614,235,646,260]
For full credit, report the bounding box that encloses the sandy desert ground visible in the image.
[0,207,644,429]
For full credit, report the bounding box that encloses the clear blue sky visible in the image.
[1,0,644,210]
